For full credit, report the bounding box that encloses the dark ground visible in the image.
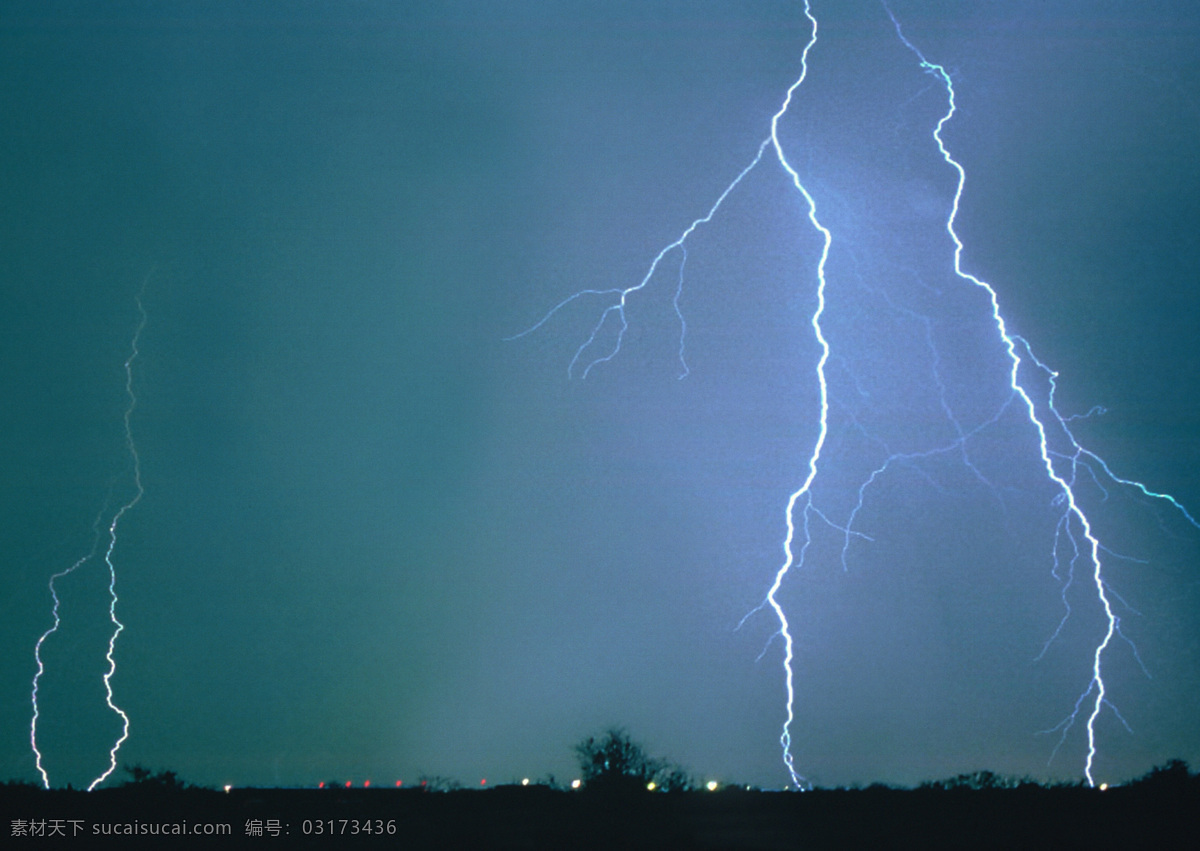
[3,770,1197,849]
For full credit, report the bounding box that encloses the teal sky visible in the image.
[2,0,1198,791]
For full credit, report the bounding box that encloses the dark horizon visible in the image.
[9,754,1197,793]
[4,762,1197,848]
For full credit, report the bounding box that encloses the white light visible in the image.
[223,785,232,793]
[570,779,581,789]
[646,781,657,791]
[521,778,530,786]
[706,781,718,791]
[1099,783,1109,791]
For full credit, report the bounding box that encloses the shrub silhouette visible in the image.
[121,764,189,791]
[932,770,1031,791]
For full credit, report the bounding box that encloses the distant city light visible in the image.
[706,781,719,791]
[364,780,371,788]
[521,778,530,786]
[395,780,403,787]
[318,782,325,789]
[480,778,487,786]
[223,784,232,793]
[570,779,581,789]
[646,781,657,791]
[344,780,352,789]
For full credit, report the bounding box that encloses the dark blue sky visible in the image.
[2,0,1198,791]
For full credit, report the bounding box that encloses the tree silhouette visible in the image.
[573,728,692,793]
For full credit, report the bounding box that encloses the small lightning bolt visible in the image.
[30,283,148,790]
[505,141,773,381]
[30,518,104,789]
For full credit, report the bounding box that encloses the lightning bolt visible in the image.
[30,283,148,790]
[30,518,104,789]
[511,3,827,789]
[881,3,1198,788]
[512,2,1197,789]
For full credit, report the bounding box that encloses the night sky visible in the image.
[2,0,1198,792]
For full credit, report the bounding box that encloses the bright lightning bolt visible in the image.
[512,1,828,789]
[29,284,148,790]
[761,3,832,792]
[511,1,1198,789]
